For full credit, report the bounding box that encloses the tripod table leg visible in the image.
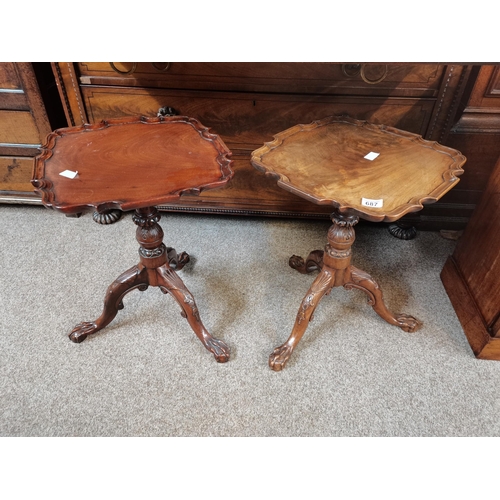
[269,268,335,371]
[344,265,422,332]
[156,265,230,363]
[69,265,149,343]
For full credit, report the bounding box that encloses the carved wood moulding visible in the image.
[32,115,234,214]
[251,115,466,223]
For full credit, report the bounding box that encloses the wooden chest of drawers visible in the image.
[0,63,53,203]
[53,62,475,226]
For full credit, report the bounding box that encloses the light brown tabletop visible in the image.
[251,115,466,222]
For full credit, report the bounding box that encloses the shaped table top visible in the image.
[32,116,233,214]
[251,116,466,223]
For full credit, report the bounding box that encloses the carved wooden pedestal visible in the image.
[270,211,422,370]
[32,115,234,363]
[69,207,229,362]
[251,116,466,370]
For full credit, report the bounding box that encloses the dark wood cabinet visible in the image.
[0,63,52,203]
[2,62,499,233]
[0,62,65,204]
[52,62,477,226]
[434,65,500,231]
[441,153,500,359]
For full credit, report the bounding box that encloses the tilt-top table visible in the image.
[32,115,233,363]
[251,115,466,371]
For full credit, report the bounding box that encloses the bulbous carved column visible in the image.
[324,213,358,276]
[133,207,189,272]
[289,211,358,275]
[133,207,168,270]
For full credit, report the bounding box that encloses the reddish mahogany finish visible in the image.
[33,115,233,362]
[33,115,233,213]
[441,154,500,359]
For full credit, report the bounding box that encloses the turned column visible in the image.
[134,207,168,273]
[133,206,189,273]
[323,212,359,284]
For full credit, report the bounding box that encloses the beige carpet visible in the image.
[1,205,499,436]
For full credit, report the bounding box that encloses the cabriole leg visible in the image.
[157,265,230,363]
[69,265,149,343]
[269,268,335,371]
[344,265,422,332]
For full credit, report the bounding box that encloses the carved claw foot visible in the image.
[204,338,230,363]
[394,314,423,333]
[269,344,294,371]
[166,247,190,271]
[69,321,99,343]
[289,255,306,272]
[289,250,324,274]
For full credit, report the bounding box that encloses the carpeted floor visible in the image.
[1,205,499,436]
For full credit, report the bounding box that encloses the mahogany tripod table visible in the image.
[32,115,233,363]
[251,116,466,371]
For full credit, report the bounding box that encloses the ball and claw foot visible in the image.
[204,338,230,363]
[166,247,190,271]
[69,321,99,343]
[289,255,306,270]
[269,344,294,371]
[289,250,324,274]
[395,313,422,333]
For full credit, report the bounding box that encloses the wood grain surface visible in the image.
[251,116,466,222]
[32,115,233,213]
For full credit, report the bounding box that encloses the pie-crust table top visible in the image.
[32,115,234,364]
[251,115,465,223]
[251,115,466,371]
[32,115,233,214]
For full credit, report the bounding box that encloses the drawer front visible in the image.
[0,156,34,193]
[0,63,22,90]
[158,157,333,217]
[0,62,29,113]
[0,110,41,145]
[77,63,446,97]
[81,86,436,148]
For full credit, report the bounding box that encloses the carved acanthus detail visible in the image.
[296,270,333,324]
[325,245,351,259]
[182,291,201,322]
[328,215,358,244]
[344,267,379,305]
[132,209,161,228]
[139,245,166,258]
[158,267,201,321]
[330,212,359,228]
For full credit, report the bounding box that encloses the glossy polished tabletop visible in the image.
[32,115,233,214]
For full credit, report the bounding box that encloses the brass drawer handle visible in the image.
[109,62,138,75]
[342,64,388,84]
[342,64,361,77]
[360,64,388,84]
[151,63,171,72]
[109,62,171,75]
